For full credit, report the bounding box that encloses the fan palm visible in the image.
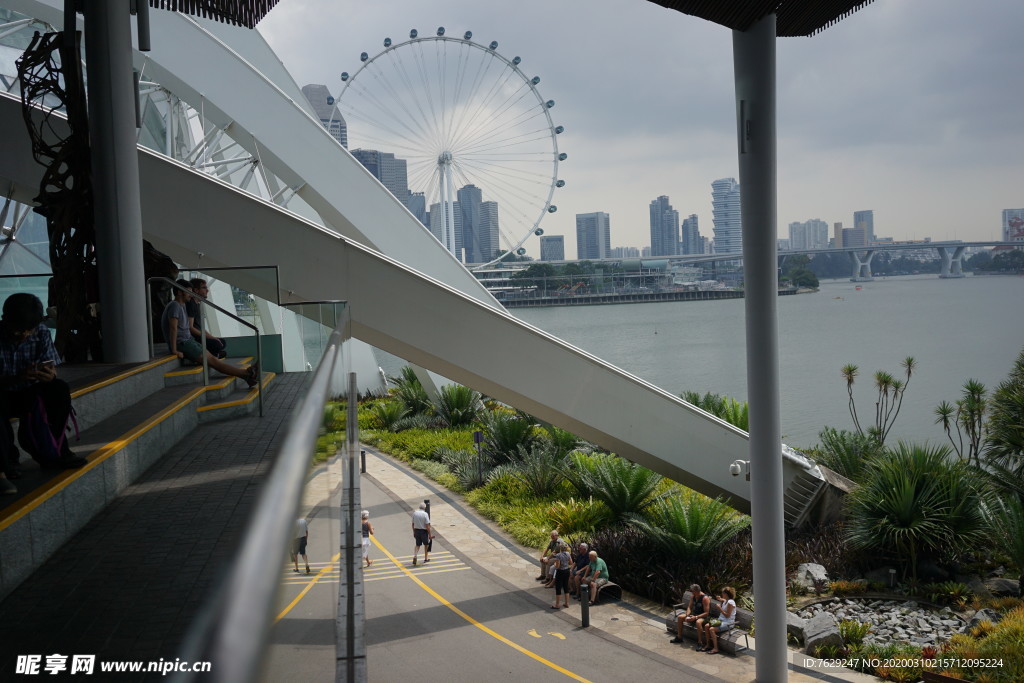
[845,443,989,582]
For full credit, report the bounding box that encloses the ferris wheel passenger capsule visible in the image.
[517,248,527,255]
[437,27,445,36]
[558,153,567,161]
[410,29,418,38]
[341,72,349,81]
[360,52,368,62]
[535,228,544,236]
[546,100,555,108]
[384,37,392,47]
[531,76,540,85]
[548,206,558,213]
[555,126,564,134]
[464,31,472,40]
[489,41,498,50]
[512,56,521,65]
[556,180,565,188]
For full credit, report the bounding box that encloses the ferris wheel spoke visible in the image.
[448,68,524,153]
[361,61,439,149]
[451,88,543,154]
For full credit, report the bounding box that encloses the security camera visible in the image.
[729,461,743,477]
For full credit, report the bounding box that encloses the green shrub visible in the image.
[433,384,483,427]
[838,619,872,646]
[809,427,884,483]
[563,452,664,523]
[831,580,867,597]
[543,497,611,536]
[496,444,568,498]
[362,428,475,461]
[480,409,540,464]
[369,401,409,431]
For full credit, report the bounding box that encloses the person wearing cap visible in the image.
[0,293,86,492]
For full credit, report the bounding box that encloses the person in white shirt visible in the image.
[411,503,433,566]
[704,586,737,655]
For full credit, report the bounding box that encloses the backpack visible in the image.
[18,396,78,465]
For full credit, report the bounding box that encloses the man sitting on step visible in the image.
[162,280,258,388]
[0,293,87,492]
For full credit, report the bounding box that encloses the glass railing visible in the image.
[175,303,357,682]
[281,300,347,371]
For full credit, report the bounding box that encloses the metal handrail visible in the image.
[174,314,349,682]
[146,276,263,417]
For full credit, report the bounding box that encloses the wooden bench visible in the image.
[664,591,752,655]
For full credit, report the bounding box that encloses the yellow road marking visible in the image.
[549,633,566,640]
[371,537,592,683]
[280,566,473,585]
[528,629,541,638]
[275,552,341,622]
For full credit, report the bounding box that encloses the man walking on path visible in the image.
[411,503,433,566]
[293,517,310,574]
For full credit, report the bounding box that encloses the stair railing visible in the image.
[145,276,263,417]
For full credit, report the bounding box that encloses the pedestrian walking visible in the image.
[293,517,310,574]
[361,510,374,567]
[411,502,433,566]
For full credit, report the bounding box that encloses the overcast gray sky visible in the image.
[260,0,1024,258]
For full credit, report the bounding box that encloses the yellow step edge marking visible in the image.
[370,537,592,682]
[0,384,207,532]
[275,552,341,622]
[164,357,254,379]
[71,356,180,399]
[197,373,275,412]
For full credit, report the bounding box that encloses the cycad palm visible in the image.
[630,493,750,560]
[433,384,482,427]
[564,453,663,523]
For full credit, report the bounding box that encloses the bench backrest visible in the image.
[676,591,753,630]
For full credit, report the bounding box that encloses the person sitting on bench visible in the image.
[671,583,711,648]
[0,293,86,489]
[581,550,610,606]
[703,586,737,655]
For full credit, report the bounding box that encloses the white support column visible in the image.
[83,1,149,362]
[937,246,966,278]
[733,15,787,683]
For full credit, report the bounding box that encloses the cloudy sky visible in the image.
[259,0,1024,258]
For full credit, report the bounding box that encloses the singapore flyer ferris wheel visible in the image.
[333,27,565,268]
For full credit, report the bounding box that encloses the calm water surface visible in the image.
[513,275,1024,448]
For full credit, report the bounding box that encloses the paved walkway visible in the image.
[323,444,878,683]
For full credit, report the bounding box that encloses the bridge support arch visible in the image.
[848,250,875,281]
[937,246,966,278]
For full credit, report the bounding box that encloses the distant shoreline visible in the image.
[501,287,800,309]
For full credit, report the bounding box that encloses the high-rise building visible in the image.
[300,84,347,148]
[1002,209,1024,243]
[608,246,641,258]
[350,149,411,208]
[479,201,500,262]
[458,185,482,263]
[540,235,565,261]
[649,196,679,257]
[853,210,874,244]
[429,201,462,259]
[788,218,829,250]
[711,178,742,254]
[575,212,611,260]
[842,227,867,248]
[407,192,428,227]
[680,214,702,254]
[833,222,843,248]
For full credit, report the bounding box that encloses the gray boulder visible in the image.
[792,562,830,590]
[965,608,1002,633]
[786,612,807,644]
[804,612,843,656]
[983,577,1020,597]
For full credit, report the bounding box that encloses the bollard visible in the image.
[580,582,590,627]
[360,449,366,473]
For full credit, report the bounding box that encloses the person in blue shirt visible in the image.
[0,293,86,492]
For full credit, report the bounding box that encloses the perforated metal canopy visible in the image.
[647,0,877,36]
[147,0,280,29]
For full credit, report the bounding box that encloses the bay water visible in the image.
[513,275,1024,449]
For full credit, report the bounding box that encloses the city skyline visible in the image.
[262,0,1024,259]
